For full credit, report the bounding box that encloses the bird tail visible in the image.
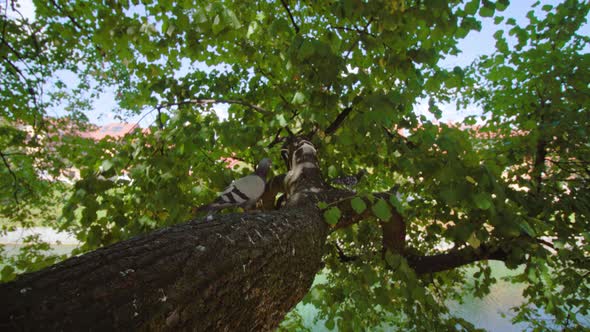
[192,204,219,216]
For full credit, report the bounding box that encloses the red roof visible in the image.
[80,123,139,140]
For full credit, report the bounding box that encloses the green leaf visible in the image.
[159,112,169,125]
[325,318,335,330]
[101,160,114,172]
[465,0,480,16]
[389,194,404,214]
[496,0,509,11]
[371,199,392,221]
[467,232,481,248]
[317,201,329,209]
[518,220,536,237]
[297,40,315,60]
[324,207,341,225]
[350,197,367,214]
[224,8,241,29]
[1,265,16,282]
[493,29,504,40]
[479,6,494,17]
[212,15,224,34]
[292,91,305,104]
[276,114,287,127]
[473,193,492,210]
[385,251,401,269]
[247,21,258,38]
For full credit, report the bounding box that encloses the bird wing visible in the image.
[211,175,265,209]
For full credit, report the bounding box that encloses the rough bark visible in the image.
[0,208,328,331]
[0,136,334,331]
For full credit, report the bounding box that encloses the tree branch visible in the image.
[280,0,300,34]
[0,209,329,331]
[342,17,374,58]
[380,211,406,255]
[405,244,511,274]
[157,99,272,116]
[48,0,85,31]
[382,125,416,149]
[334,243,358,263]
[325,107,353,135]
[0,150,19,204]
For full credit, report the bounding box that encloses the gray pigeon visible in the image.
[197,158,271,213]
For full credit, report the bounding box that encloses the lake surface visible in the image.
[2,245,588,331]
[291,261,589,331]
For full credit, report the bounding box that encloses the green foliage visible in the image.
[350,197,367,214]
[1,0,589,330]
[324,207,342,226]
[371,199,392,221]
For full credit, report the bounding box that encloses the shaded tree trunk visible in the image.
[0,208,328,331]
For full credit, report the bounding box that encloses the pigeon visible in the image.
[196,158,272,214]
[331,169,367,190]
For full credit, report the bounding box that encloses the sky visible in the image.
[8,0,590,127]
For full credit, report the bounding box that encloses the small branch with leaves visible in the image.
[280,0,300,34]
[0,151,20,204]
[157,98,272,116]
[324,106,354,136]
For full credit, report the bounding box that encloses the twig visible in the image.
[284,126,295,137]
[48,0,85,31]
[343,17,374,58]
[280,0,300,34]
[0,151,19,204]
[267,128,285,148]
[157,99,272,116]
[1,0,9,41]
[334,243,358,263]
[382,125,416,148]
[156,107,164,130]
[330,25,377,37]
[536,238,556,251]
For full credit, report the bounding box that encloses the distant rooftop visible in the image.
[80,122,140,140]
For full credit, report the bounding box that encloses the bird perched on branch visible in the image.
[331,169,367,191]
[196,158,272,214]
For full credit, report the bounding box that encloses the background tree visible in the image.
[0,0,589,330]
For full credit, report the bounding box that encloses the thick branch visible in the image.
[406,244,510,274]
[0,209,328,331]
[324,107,353,135]
[380,211,405,255]
[157,99,272,116]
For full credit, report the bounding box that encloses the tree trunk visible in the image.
[0,207,328,331]
[0,136,336,331]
